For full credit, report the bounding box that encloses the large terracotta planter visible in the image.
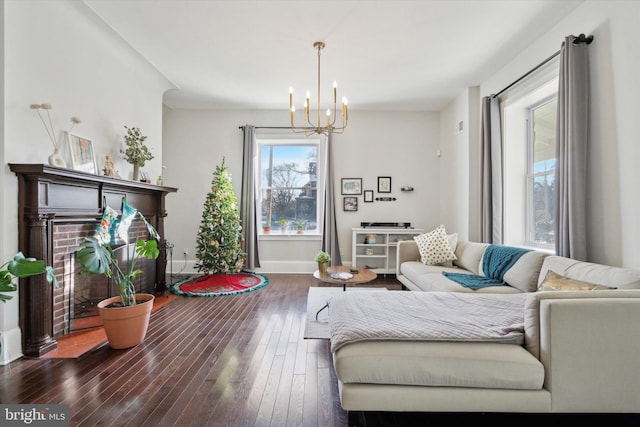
[98,293,154,349]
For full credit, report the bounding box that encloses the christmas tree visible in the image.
[195,159,246,274]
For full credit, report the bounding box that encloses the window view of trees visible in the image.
[528,99,557,247]
[260,143,319,233]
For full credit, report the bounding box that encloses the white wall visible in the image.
[0,0,173,364]
[479,0,640,268]
[162,108,439,273]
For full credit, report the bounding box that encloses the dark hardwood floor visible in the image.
[2,274,639,427]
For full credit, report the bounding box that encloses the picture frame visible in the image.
[343,196,358,212]
[378,176,392,193]
[341,178,362,195]
[68,133,97,174]
[364,190,374,203]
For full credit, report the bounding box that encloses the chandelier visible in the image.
[289,41,348,135]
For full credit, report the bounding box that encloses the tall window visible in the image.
[257,136,323,234]
[527,99,557,248]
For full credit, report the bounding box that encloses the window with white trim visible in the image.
[257,135,324,234]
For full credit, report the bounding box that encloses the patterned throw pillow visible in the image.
[538,270,617,291]
[413,225,458,266]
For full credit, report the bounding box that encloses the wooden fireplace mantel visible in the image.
[9,163,177,356]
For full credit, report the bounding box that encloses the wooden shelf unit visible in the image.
[351,227,423,274]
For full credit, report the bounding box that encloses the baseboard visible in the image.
[0,326,23,365]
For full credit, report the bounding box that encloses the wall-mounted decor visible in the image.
[375,197,397,202]
[343,196,358,211]
[341,178,362,195]
[68,133,97,174]
[364,190,374,202]
[377,176,391,193]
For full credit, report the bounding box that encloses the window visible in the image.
[527,99,557,248]
[257,136,324,234]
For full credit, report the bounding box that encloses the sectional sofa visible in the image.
[329,238,640,424]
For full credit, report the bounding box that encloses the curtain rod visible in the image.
[495,33,593,97]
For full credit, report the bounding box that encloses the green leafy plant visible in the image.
[314,251,331,263]
[0,253,59,303]
[121,126,153,167]
[76,209,160,307]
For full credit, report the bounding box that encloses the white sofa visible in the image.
[331,242,640,423]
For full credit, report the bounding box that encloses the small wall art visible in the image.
[343,196,358,211]
[377,176,392,193]
[68,133,97,174]
[364,190,374,203]
[341,178,362,195]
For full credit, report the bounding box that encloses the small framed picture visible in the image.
[341,178,362,195]
[378,176,392,193]
[364,190,374,203]
[343,196,358,211]
[68,133,97,174]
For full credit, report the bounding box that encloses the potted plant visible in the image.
[120,125,154,181]
[278,218,288,233]
[294,219,306,234]
[314,251,331,275]
[0,253,59,303]
[76,201,160,349]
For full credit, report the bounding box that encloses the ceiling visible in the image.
[83,0,583,111]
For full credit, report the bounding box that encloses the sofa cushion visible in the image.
[539,270,616,291]
[503,250,549,292]
[413,225,457,266]
[453,241,488,274]
[333,341,544,390]
[538,256,640,289]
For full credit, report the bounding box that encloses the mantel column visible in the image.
[21,214,57,356]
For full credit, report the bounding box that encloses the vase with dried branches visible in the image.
[30,103,80,168]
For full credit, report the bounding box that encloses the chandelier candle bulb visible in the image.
[333,81,337,103]
[289,87,293,108]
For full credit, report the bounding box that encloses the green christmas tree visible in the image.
[195,159,246,274]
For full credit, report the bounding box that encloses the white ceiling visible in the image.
[84,0,582,111]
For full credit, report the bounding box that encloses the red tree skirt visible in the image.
[170,272,269,297]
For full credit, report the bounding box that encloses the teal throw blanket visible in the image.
[442,244,531,290]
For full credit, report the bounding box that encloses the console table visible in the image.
[9,164,177,356]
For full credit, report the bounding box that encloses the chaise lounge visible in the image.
[329,238,640,423]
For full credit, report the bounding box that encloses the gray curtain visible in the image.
[322,133,342,266]
[555,35,590,260]
[480,95,503,244]
[240,125,260,270]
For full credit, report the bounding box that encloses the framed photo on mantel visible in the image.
[68,133,97,174]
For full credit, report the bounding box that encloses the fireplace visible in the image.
[10,164,177,356]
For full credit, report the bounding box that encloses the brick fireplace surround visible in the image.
[10,164,177,356]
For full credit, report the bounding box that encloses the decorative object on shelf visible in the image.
[195,158,246,275]
[76,198,161,349]
[294,219,306,234]
[102,155,121,178]
[365,234,377,244]
[377,176,392,193]
[278,218,288,233]
[375,197,397,201]
[343,196,358,212]
[366,248,374,256]
[121,125,153,181]
[364,190,374,203]
[68,133,97,174]
[401,186,415,192]
[30,103,80,168]
[314,251,331,275]
[288,41,349,135]
[341,178,362,195]
[156,176,163,186]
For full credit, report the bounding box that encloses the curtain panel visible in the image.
[240,125,260,270]
[322,133,342,266]
[555,35,590,260]
[480,95,503,244]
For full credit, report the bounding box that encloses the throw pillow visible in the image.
[413,225,458,266]
[538,270,617,291]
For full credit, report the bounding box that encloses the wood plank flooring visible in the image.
[2,274,639,427]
